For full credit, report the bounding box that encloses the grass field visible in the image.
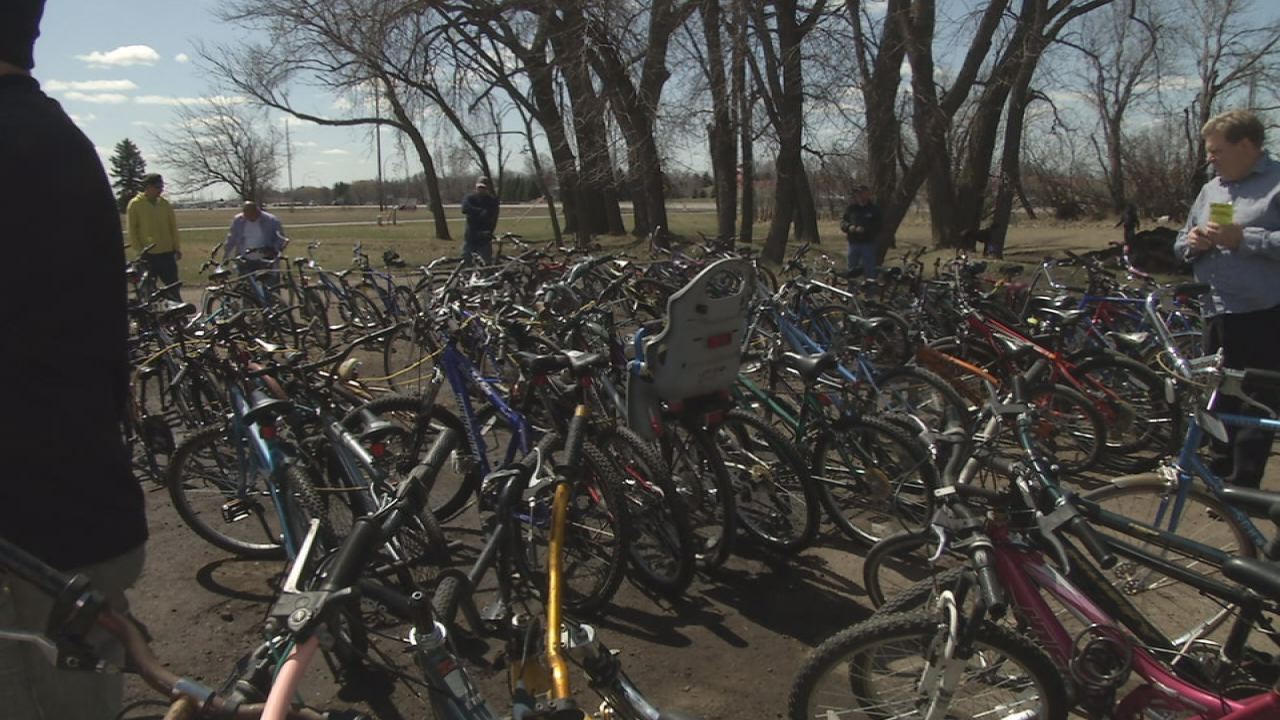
[133,202,1134,285]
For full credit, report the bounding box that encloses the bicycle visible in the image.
[789,378,1280,720]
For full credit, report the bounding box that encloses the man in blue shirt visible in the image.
[1174,109,1280,488]
[461,176,499,265]
[224,201,288,277]
[841,185,882,282]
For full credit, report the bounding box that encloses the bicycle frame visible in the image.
[992,534,1280,718]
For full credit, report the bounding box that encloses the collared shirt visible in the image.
[126,192,180,254]
[225,210,286,260]
[1174,153,1280,315]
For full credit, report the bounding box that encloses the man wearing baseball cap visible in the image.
[460,175,499,265]
[1,2,149,717]
[126,172,181,298]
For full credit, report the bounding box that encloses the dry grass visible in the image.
[143,202,1142,285]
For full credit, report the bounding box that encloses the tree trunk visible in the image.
[703,0,737,242]
[379,77,451,240]
[735,0,754,244]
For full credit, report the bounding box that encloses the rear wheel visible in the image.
[812,414,937,545]
[597,425,696,595]
[662,422,735,570]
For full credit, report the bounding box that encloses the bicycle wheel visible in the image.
[167,424,311,559]
[340,396,481,524]
[788,612,1069,720]
[341,288,384,331]
[1072,352,1182,473]
[1082,473,1256,648]
[871,366,973,435]
[862,530,962,610]
[382,317,440,394]
[662,421,735,570]
[512,439,629,615]
[812,414,937,545]
[1019,382,1106,477]
[715,409,819,553]
[597,424,696,595]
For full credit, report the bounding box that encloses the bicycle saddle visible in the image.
[780,351,838,381]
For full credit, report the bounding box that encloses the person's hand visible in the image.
[1204,222,1244,251]
[1184,226,1213,254]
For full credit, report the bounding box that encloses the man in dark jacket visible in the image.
[0,3,149,717]
[460,176,499,265]
[841,185,883,281]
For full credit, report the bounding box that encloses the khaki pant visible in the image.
[0,545,146,720]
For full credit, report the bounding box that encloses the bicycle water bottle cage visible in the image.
[626,258,753,439]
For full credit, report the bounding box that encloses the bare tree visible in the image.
[1176,0,1280,193]
[750,0,829,263]
[1067,0,1165,213]
[152,98,281,202]
[201,0,468,240]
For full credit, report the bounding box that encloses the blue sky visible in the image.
[32,0,381,197]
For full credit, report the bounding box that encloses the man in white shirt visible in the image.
[224,201,287,277]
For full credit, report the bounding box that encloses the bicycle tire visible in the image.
[511,439,629,615]
[662,421,735,570]
[1082,473,1256,648]
[811,414,937,545]
[862,531,964,610]
[382,317,440,394]
[871,365,974,435]
[1020,382,1107,477]
[166,424,288,559]
[342,287,385,331]
[596,424,697,595]
[788,611,1069,720]
[1072,352,1182,472]
[340,395,481,524]
[715,409,820,553]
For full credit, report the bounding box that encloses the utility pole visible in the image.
[375,91,384,212]
[284,116,294,208]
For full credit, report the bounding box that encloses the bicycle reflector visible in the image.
[706,332,732,349]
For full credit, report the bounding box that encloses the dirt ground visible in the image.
[116,220,1204,719]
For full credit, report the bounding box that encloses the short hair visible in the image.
[1202,110,1265,147]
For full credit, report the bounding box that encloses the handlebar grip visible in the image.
[1067,514,1116,570]
[317,517,383,592]
[1242,368,1280,393]
[971,546,1007,617]
[1011,374,1029,404]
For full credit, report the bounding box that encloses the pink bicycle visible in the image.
[788,380,1280,720]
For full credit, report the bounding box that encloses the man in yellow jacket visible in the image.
[126,173,180,298]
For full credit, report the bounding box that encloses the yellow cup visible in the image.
[1209,202,1234,225]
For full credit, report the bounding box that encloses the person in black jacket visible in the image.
[460,176,499,265]
[841,185,883,281]
[0,3,149,717]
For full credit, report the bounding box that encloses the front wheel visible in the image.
[788,612,1069,720]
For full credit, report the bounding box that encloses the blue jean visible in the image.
[847,241,878,280]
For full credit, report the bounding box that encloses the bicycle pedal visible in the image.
[221,499,257,523]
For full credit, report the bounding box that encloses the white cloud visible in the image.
[70,113,97,124]
[292,140,318,148]
[175,53,191,64]
[131,120,159,127]
[321,148,350,155]
[94,146,110,160]
[75,45,160,68]
[313,161,331,166]
[134,94,247,106]
[45,79,138,92]
[64,91,130,104]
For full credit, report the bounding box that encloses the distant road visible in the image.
[168,202,717,233]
